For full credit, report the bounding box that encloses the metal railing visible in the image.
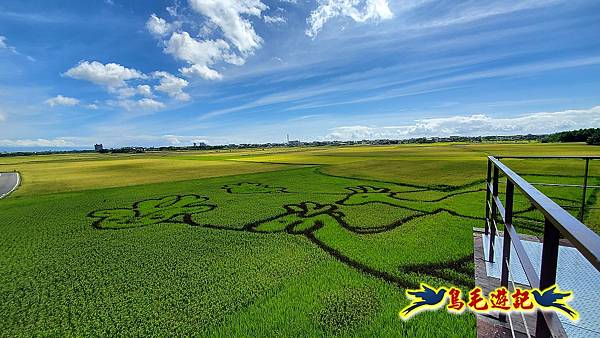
[485,156,600,337]
[495,156,599,222]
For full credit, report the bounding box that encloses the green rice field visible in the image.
[1,142,599,336]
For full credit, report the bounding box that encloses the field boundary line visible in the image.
[227,159,322,166]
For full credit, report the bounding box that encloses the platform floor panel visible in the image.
[482,233,600,337]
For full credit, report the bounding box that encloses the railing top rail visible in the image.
[488,156,600,271]
[494,155,600,160]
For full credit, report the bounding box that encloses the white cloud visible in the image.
[0,138,76,147]
[0,111,5,123]
[137,98,166,110]
[114,86,137,98]
[0,133,218,150]
[114,98,166,112]
[166,4,180,17]
[64,61,146,89]
[152,71,190,101]
[164,31,230,80]
[199,21,218,36]
[180,64,223,80]
[264,15,287,24]
[136,84,154,98]
[324,106,600,140]
[147,1,269,81]
[188,0,267,54]
[45,95,101,109]
[44,95,80,107]
[146,14,175,37]
[306,0,393,38]
[64,60,192,107]
[162,134,209,145]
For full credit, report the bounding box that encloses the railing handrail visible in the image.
[495,155,600,160]
[488,156,600,270]
[485,156,600,337]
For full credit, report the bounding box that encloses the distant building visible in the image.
[288,140,302,146]
[94,144,103,152]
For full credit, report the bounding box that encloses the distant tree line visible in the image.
[542,128,600,145]
[0,150,96,158]
[3,129,599,157]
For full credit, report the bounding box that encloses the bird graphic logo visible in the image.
[399,283,579,321]
[400,284,448,320]
[532,285,579,321]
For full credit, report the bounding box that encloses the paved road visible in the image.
[0,173,20,198]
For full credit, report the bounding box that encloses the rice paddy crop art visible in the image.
[3,143,599,336]
[88,173,489,292]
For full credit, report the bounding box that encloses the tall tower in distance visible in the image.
[287,134,290,144]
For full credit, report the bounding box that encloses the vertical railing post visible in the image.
[488,166,499,262]
[485,159,492,235]
[499,180,514,322]
[579,158,590,222]
[536,218,560,337]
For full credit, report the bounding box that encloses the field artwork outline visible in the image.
[222,182,288,194]
[88,179,480,290]
[88,194,216,230]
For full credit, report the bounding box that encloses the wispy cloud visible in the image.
[199,54,600,120]
[288,56,600,110]
[0,35,35,61]
[0,36,14,51]
[401,0,564,30]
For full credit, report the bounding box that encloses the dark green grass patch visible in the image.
[315,286,379,335]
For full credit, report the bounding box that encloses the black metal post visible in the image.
[536,218,560,337]
[485,159,492,235]
[499,181,514,322]
[489,166,499,262]
[579,158,590,222]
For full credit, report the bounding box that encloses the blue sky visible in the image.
[1,0,599,150]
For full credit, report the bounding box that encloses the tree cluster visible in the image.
[542,128,600,145]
